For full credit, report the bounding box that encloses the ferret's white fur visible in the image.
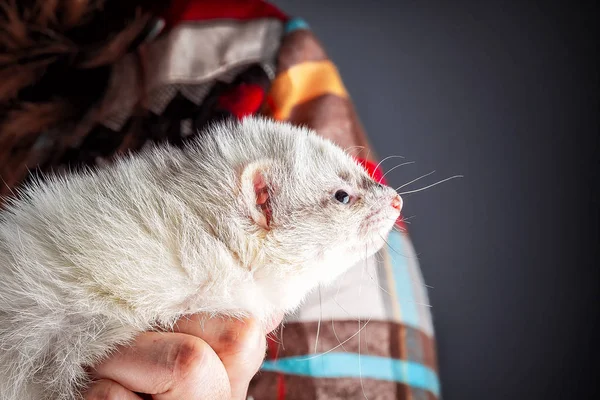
[0,117,400,399]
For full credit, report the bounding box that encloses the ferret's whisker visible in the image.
[385,217,409,224]
[333,296,352,317]
[379,234,434,290]
[334,268,351,314]
[331,319,348,352]
[410,301,433,308]
[313,285,323,354]
[359,247,366,298]
[395,171,436,191]
[298,317,372,360]
[392,225,408,235]
[359,245,369,400]
[345,145,366,151]
[359,317,367,400]
[375,156,404,177]
[373,155,405,173]
[364,268,434,299]
[363,315,371,360]
[358,287,368,399]
[266,330,282,346]
[344,145,366,157]
[378,161,416,184]
[398,175,464,196]
[280,320,286,351]
[379,234,406,258]
[361,252,387,294]
[366,270,392,296]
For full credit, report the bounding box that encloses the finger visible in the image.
[83,379,143,400]
[174,315,267,400]
[91,332,230,400]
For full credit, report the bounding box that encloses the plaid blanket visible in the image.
[0,1,440,399]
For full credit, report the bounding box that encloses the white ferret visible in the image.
[0,116,402,399]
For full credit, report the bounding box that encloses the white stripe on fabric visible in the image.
[287,254,388,323]
[401,233,434,335]
[143,18,283,90]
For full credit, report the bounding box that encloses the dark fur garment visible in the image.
[0,0,156,194]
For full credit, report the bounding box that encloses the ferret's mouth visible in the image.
[343,194,402,261]
[364,199,401,229]
[361,200,401,247]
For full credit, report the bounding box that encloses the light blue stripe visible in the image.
[285,18,310,33]
[388,230,420,329]
[261,353,439,396]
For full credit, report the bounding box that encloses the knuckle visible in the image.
[221,318,264,355]
[157,336,209,390]
[220,318,267,374]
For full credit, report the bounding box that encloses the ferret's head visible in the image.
[195,117,402,312]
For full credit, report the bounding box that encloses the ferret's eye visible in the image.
[334,190,351,204]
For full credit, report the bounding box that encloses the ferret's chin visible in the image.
[362,206,399,238]
[360,220,397,255]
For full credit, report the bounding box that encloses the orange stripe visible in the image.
[266,60,348,120]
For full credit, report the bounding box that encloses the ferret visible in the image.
[0,116,402,400]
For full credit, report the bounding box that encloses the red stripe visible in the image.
[217,83,266,120]
[159,0,191,28]
[266,336,286,399]
[355,157,407,231]
[277,372,286,400]
[266,336,278,360]
[161,0,288,28]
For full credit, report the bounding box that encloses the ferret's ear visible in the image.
[240,161,273,230]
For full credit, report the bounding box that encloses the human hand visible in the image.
[83,314,282,400]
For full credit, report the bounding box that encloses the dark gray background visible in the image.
[273,1,598,399]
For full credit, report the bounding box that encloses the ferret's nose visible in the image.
[391,195,403,211]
